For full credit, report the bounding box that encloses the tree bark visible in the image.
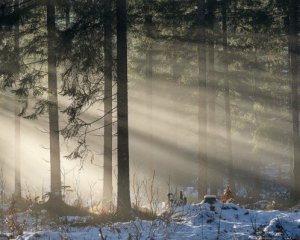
[289,0,300,200]
[14,0,21,198]
[116,0,131,215]
[47,1,62,201]
[103,0,113,204]
[197,0,208,200]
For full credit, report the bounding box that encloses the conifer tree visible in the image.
[197,0,208,199]
[289,0,300,200]
[116,0,131,215]
[13,0,21,198]
[47,0,62,202]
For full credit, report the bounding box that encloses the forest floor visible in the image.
[1,200,300,240]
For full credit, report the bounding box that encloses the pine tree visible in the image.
[47,0,62,202]
[13,0,21,198]
[197,0,208,199]
[207,0,218,195]
[116,0,131,215]
[289,0,300,200]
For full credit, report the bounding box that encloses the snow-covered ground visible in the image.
[2,201,299,240]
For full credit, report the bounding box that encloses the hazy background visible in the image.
[0,1,295,207]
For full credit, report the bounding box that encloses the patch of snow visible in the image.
[3,202,300,240]
[264,216,300,239]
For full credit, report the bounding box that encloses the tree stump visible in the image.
[203,195,217,204]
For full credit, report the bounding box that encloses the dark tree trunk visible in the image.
[103,0,113,204]
[197,0,208,200]
[14,0,21,198]
[222,0,233,190]
[116,0,131,215]
[289,0,300,200]
[47,1,62,201]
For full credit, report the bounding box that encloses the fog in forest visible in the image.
[0,0,298,211]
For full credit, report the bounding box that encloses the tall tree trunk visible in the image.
[47,1,62,202]
[289,0,300,200]
[116,0,131,215]
[207,40,217,195]
[145,3,153,174]
[197,0,208,200]
[103,0,113,204]
[222,0,233,190]
[14,0,21,198]
[251,47,261,200]
[207,0,217,195]
[171,44,180,179]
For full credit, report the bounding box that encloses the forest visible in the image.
[0,0,300,239]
